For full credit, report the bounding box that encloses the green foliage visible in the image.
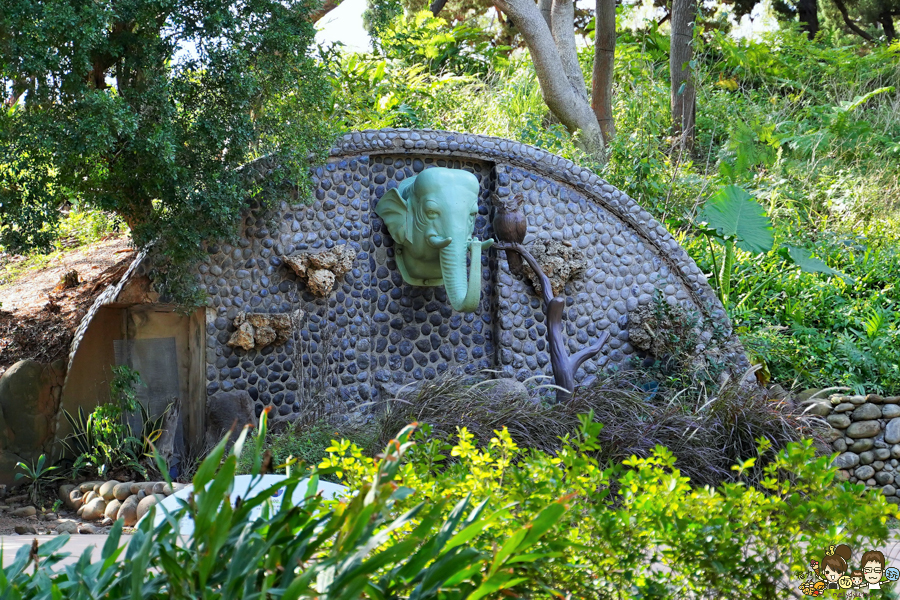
[61,366,167,479]
[5,413,894,598]
[0,415,574,599]
[319,420,896,597]
[0,0,335,304]
[377,11,509,75]
[14,454,61,507]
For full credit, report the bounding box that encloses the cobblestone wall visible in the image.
[138,129,745,418]
[809,393,900,503]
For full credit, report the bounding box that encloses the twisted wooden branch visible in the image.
[494,242,609,402]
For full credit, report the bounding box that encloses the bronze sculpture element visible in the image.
[493,197,608,402]
[493,193,527,275]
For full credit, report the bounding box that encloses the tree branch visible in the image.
[538,0,553,28]
[570,330,609,374]
[832,0,874,41]
[430,0,450,16]
[492,0,605,157]
[310,0,342,23]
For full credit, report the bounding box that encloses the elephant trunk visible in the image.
[440,238,483,312]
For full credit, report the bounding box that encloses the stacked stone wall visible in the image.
[809,393,900,503]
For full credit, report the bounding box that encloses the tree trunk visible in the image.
[493,0,606,159]
[538,0,553,28]
[670,0,697,153]
[798,0,819,39]
[592,0,616,143]
[551,0,590,104]
[880,10,897,41]
[310,0,342,23]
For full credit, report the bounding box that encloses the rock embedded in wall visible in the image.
[282,244,357,297]
[227,311,300,351]
[519,239,589,297]
[814,393,900,502]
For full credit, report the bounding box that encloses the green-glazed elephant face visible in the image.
[375,167,492,312]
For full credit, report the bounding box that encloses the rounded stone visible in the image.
[882,404,900,419]
[852,403,881,420]
[118,496,139,527]
[82,497,107,521]
[849,438,874,453]
[876,471,894,485]
[884,485,897,496]
[832,438,847,452]
[66,488,84,511]
[136,494,163,521]
[876,448,891,461]
[827,414,851,429]
[847,421,881,439]
[859,451,875,465]
[104,499,122,520]
[855,465,875,480]
[885,418,900,444]
[833,452,860,469]
[98,480,120,501]
[834,402,854,413]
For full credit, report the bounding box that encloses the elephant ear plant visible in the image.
[375,167,494,312]
[0,411,573,599]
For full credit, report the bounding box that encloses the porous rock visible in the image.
[226,311,298,350]
[0,359,65,460]
[520,239,588,297]
[283,244,356,297]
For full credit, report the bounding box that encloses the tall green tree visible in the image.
[0,0,334,302]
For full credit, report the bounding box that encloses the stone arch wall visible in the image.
[70,128,746,422]
[188,129,747,418]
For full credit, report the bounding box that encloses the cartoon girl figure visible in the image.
[821,545,852,590]
[861,550,886,590]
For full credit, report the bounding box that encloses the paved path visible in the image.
[0,535,128,569]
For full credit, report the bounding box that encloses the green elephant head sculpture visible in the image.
[375,167,494,312]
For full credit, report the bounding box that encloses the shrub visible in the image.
[370,369,816,488]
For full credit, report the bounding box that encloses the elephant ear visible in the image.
[375,186,410,246]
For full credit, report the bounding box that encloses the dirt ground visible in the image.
[0,236,136,373]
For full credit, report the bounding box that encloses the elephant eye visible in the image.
[426,210,439,219]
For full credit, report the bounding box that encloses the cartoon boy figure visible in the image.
[850,569,866,592]
[861,550,886,590]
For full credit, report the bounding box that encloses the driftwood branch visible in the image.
[430,0,450,16]
[494,241,608,402]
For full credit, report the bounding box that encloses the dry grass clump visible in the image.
[372,368,823,488]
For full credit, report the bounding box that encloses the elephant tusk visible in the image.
[427,234,452,249]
